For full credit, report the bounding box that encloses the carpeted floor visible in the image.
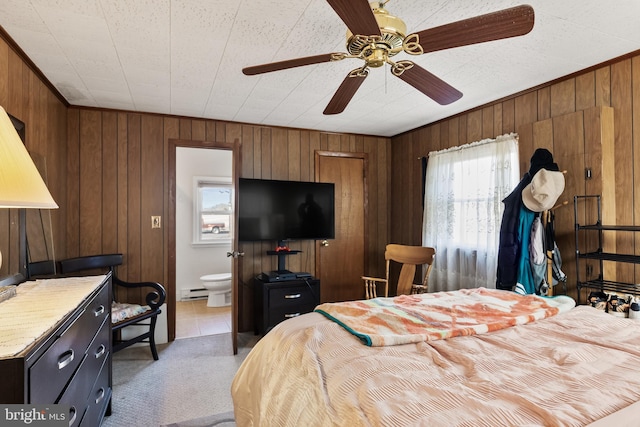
[101,332,258,427]
[161,410,236,426]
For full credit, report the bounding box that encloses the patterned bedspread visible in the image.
[232,301,640,427]
[315,288,575,346]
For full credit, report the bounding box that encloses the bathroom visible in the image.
[175,146,233,339]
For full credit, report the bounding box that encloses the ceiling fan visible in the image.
[243,0,535,115]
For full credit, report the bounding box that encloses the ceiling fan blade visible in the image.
[408,5,534,54]
[393,62,462,105]
[323,69,368,115]
[243,53,338,75]
[326,0,381,37]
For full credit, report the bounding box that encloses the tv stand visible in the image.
[254,275,320,335]
[266,240,301,271]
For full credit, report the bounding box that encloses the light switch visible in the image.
[151,216,161,229]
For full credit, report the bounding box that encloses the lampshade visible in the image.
[0,106,58,209]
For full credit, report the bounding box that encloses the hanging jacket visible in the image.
[496,148,559,291]
[514,205,536,295]
[496,173,531,290]
[545,212,567,286]
[529,215,548,295]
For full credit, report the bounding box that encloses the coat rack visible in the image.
[541,170,568,297]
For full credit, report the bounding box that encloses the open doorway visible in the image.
[175,146,233,339]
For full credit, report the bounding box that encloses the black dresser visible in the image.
[0,274,112,426]
[254,276,320,335]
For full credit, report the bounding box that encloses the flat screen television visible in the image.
[238,178,335,242]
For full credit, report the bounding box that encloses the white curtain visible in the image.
[422,133,519,292]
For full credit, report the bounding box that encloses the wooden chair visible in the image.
[26,259,57,279]
[0,273,25,287]
[363,244,436,299]
[58,254,166,360]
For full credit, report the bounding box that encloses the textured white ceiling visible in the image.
[1,0,639,137]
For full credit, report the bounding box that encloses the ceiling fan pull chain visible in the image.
[385,63,388,95]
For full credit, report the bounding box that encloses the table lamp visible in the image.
[0,105,58,271]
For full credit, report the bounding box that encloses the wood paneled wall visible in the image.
[1,28,391,334]
[65,110,391,317]
[0,36,68,277]
[238,129,390,279]
[391,52,640,300]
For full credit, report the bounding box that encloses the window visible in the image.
[194,177,232,245]
[422,134,519,291]
[447,153,505,248]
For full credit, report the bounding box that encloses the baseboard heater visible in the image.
[180,288,208,300]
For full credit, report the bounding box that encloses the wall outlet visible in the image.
[151,216,161,228]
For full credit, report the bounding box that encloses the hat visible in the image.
[522,169,565,212]
[529,148,559,176]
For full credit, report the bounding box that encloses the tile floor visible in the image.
[175,299,232,339]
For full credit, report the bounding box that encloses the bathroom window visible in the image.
[194,176,232,245]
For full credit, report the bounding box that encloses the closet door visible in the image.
[516,105,615,300]
[316,152,367,302]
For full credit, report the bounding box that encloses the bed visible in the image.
[231,288,640,426]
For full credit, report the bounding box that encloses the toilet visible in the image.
[200,273,232,307]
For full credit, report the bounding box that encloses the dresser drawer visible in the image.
[268,284,318,310]
[82,282,110,334]
[67,405,87,427]
[80,357,111,427]
[255,277,321,335]
[30,283,110,403]
[268,303,316,327]
[61,364,90,427]
[58,315,110,407]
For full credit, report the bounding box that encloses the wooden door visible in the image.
[168,139,240,354]
[230,140,241,354]
[516,106,615,300]
[316,152,367,302]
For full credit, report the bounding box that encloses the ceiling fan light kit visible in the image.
[346,3,406,60]
[243,1,535,115]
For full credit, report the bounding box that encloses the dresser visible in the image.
[0,274,112,427]
[254,276,320,335]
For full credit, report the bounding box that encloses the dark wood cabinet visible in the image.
[254,277,320,335]
[0,274,112,427]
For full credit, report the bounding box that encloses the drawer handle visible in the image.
[284,293,301,299]
[57,349,74,370]
[94,305,105,316]
[95,388,105,404]
[95,344,106,359]
[284,313,301,318]
[68,406,77,426]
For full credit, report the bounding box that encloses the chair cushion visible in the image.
[111,302,151,324]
